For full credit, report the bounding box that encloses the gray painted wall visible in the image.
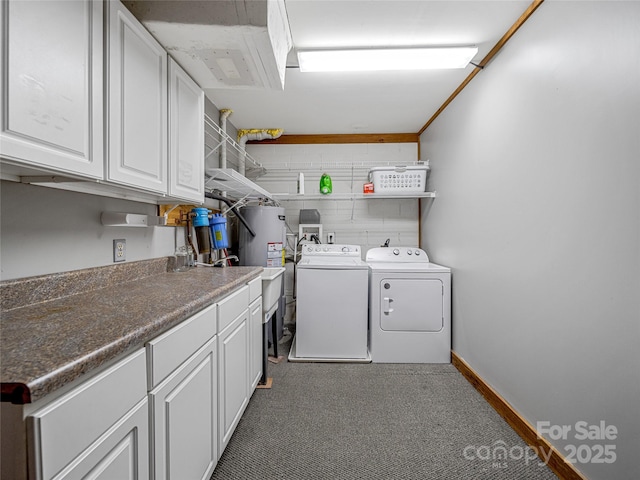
[420,2,639,479]
[0,180,177,280]
[1,98,228,281]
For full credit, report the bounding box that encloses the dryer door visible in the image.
[379,278,443,332]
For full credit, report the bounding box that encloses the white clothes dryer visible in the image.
[366,247,451,363]
[290,244,370,362]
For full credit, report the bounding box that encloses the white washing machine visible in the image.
[366,247,451,363]
[290,244,370,362]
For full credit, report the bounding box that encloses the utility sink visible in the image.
[261,267,285,314]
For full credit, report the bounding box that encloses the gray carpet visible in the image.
[211,334,557,480]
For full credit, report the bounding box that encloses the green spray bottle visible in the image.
[320,173,332,194]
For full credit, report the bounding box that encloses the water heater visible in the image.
[238,206,286,267]
[238,206,287,348]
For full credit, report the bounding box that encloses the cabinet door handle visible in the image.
[383,297,394,315]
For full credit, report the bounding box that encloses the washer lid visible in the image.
[298,257,368,269]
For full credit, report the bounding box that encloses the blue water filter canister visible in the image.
[191,208,210,227]
[209,214,229,250]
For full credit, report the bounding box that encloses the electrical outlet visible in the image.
[327,232,335,244]
[113,239,126,262]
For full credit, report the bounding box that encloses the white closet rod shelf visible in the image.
[263,161,427,171]
[271,192,436,200]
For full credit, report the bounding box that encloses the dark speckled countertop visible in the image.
[0,258,262,404]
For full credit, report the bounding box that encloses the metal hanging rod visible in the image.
[259,160,426,171]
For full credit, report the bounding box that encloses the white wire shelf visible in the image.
[261,161,428,171]
[271,192,436,200]
[204,115,266,179]
[205,168,274,202]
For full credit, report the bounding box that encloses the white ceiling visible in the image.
[128,0,536,135]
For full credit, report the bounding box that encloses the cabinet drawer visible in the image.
[146,303,217,389]
[248,276,262,303]
[217,286,249,332]
[29,349,146,480]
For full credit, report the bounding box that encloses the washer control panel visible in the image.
[302,244,361,257]
[365,246,429,263]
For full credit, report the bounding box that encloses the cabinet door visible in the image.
[29,349,147,480]
[168,58,204,203]
[150,336,218,480]
[51,398,149,480]
[218,311,249,456]
[0,0,103,178]
[249,297,263,392]
[106,0,167,193]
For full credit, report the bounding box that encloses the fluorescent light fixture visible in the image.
[297,46,478,72]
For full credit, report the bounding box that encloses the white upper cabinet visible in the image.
[0,0,104,178]
[106,0,168,194]
[168,58,204,203]
[1,0,208,203]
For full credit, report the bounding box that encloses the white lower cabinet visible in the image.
[146,303,217,480]
[20,281,263,480]
[248,277,263,392]
[216,285,251,456]
[28,349,148,480]
[149,336,217,480]
[217,311,250,456]
[249,296,263,391]
[53,398,148,480]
